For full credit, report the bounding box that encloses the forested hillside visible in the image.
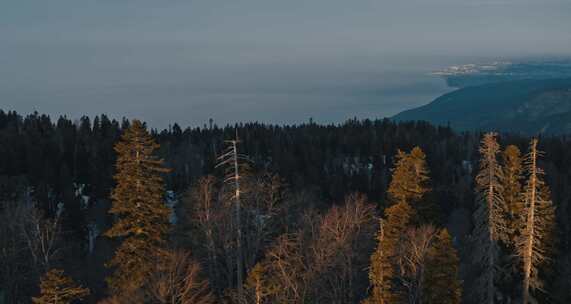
[1,110,571,303]
[393,78,571,134]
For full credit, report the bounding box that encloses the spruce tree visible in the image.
[387,148,430,207]
[366,201,415,304]
[244,263,278,304]
[105,120,170,295]
[32,269,89,304]
[423,229,462,304]
[517,139,556,304]
[499,144,524,301]
[408,147,430,196]
[387,150,414,206]
[472,132,508,304]
[387,147,433,223]
[502,145,523,244]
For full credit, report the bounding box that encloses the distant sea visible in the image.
[0,55,472,129]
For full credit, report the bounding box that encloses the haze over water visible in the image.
[2,0,570,128]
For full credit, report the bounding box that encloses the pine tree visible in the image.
[472,132,508,304]
[366,201,415,304]
[517,139,556,304]
[423,229,462,304]
[105,120,171,295]
[32,269,89,304]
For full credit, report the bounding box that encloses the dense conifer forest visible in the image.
[1,110,571,303]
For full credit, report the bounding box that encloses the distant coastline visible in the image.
[430,58,571,88]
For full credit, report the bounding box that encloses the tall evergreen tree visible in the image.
[472,132,508,304]
[502,145,523,214]
[105,120,170,296]
[517,139,556,304]
[500,145,524,304]
[387,148,430,207]
[387,147,434,223]
[365,201,415,304]
[32,269,89,304]
[408,147,430,196]
[502,145,523,241]
[423,229,462,304]
[244,263,278,304]
[387,150,413,206]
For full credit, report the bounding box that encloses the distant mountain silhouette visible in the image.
[392,78,571,135]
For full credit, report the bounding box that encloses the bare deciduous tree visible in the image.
[395,225,438,304]
[242,172,287,271]
[183,171,290,297]
[260,233,306,303]
[187,176,221,291]
[308,193,376,304]
[243,193,376,304]
[22,207,62,271]
[148,249,215,304]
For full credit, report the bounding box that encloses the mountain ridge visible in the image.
[392,78,571,135]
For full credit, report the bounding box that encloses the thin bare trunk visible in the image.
[487,155,495,304]
[216,130,246,296]
[521,141,537,304]
[232,139,244,296]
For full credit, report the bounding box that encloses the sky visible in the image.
[1,0,570,128]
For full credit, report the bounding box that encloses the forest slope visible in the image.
[393,78,571,134]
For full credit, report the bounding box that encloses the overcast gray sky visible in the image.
[1,0,570,128]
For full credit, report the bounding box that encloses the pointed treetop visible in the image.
[32,269,89,304]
